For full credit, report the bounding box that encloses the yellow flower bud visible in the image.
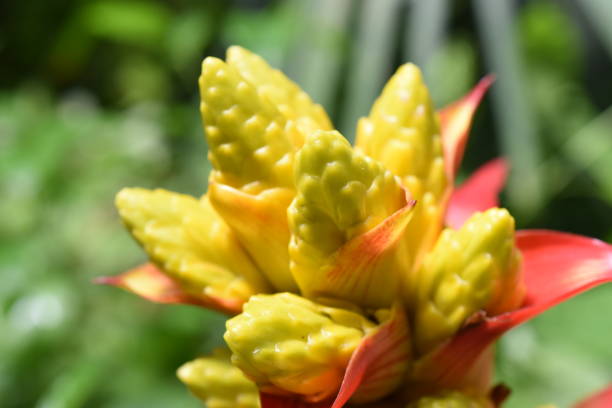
[177,348,260,408]
[356,63,448,279]
[357,64,443,191]
[224,293,375,401]
[200,56,297,190]
[288,130,410,308]
[406,391,493,408]
[413,208,524,355]
[226,45,332,142]
[115,188,271,303]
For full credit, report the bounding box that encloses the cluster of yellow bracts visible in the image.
[115,47,525,407]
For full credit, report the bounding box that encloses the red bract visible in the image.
[446,158,508,229]
[95,263,243,314]
[439,75,495,180]
[575,386,612,408]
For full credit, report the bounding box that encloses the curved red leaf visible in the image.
[412,230,612,388]
[332,304,411,407]
[314,198,416,309]
[446,158,508,229]
[95,263,243,314]
[439,75,494,180]
[260,305,411,408]
[574,385,612,408]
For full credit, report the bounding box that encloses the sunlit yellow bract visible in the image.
[225,293,374,400]
[115,188,270,302]
[356,63,448,284]
[177,348,260,408]
[412,208,523,354]
[113,46,527,407]
[289,130,408,308]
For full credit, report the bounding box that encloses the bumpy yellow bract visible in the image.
[225,293,374,400]
[177,348,260,408]
[114,46,524,406]
[289,130,408,308]
[115,188,270,303]
[413,208,523,354]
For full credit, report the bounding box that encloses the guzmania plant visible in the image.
[98,46,612,408]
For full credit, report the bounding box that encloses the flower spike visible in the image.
[439,75,495,180]
[106,46,612,408]
[289,130,413,308]
[446,158,508,229]
[412,230,612,390]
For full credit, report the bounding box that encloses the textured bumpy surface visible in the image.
[200,56,296,190]
[108,46,612,408]
[177,348,260,408]
[226,46,332,142]
[200,48,332,191]
[412,208,524,355]
[115,188,271,303]
[406,391,493,408]
[224,293,375,401]
[200,48,334,292]
[288,130,408,307]
[356,63,448,284]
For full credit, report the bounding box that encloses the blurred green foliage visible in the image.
[1,1,611,407]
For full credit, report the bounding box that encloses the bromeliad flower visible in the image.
[97,46,612,407]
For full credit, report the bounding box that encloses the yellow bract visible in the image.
[412,208,523,355]
[200,48,336,292]
[208,182,297,292]
[177,348,260,408]
[115,188,271,301]
[224,293,374,400]
[356,64,443,190]
[200,49,326,292]
[200,56,295,190]
[226,45,332,141]
[356,63,448,290]
[200,46,332,190]
[288,130,408,307]
[406,391,494,408]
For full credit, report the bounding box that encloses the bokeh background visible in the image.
[1,0,611,407]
